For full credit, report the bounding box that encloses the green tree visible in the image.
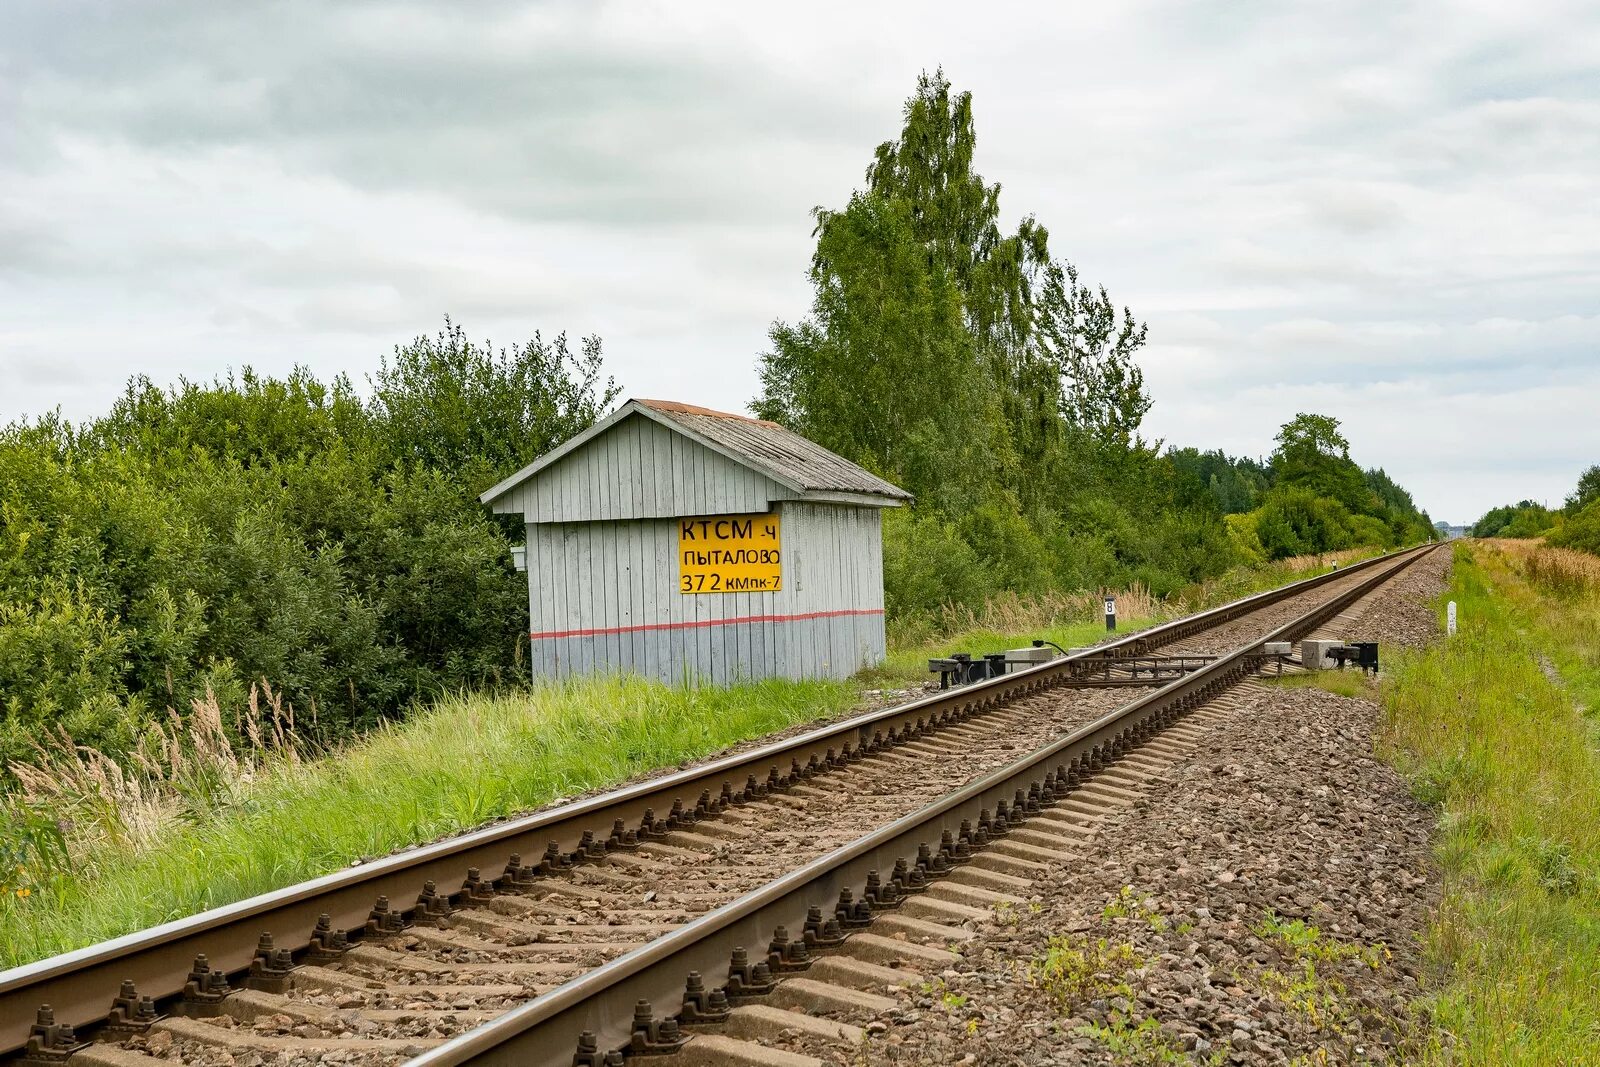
[1565,465,1600,514]
[1271,413,1369,511]
[1034,259,1150,446]
[370,318,618,493]
[0,320,614,768]
[1472,501,1556,538]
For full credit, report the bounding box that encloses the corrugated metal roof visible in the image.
[635,399,912,501]
[478,398,911,507]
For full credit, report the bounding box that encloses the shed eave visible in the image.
[793,489,910,508]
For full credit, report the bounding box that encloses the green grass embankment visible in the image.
[1380,541,1600,1062]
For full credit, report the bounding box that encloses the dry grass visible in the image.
[900,585,1166,644]
[1482,538,1600,598]
[8,683,302,858]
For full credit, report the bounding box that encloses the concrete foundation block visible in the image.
[1300,639,1344,670]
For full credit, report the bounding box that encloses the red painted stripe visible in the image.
[530,608,884,641]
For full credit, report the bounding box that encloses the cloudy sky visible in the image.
[3,1,1596,522]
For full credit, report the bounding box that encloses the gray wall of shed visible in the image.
[523,502,885,684]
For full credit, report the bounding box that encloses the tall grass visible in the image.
[885,546,1379,649]
[0,674,853,968]
[1381,542,1600,1063]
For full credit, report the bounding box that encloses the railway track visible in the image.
[1,544,1439,1067]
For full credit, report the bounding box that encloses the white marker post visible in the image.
[1104,596,1117,632]
[1447,600,1457,637]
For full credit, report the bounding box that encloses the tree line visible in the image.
[0,324,614,766]
[754,71,1434,625]
[0,72,1436,768]
[1472,465,1600,554]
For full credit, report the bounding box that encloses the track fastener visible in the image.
[416,879,453,926]
[802,904,847,948]
[498,853,539,893]
[607,819,640,851]
[571,1030,624,1066]
[178,953,231,1016]
[681,970,732,1023]
[104,980,162,1034]
[305,914,351,961]
[18,1006,89,1065]
[723,946,776,1001]
[835,886,875,927]
[627,999,688,1055]
[863,869,902,909]
[766,925,812,972]
[365,895,409,938]
[461,866,498,901]
[247,932,294,993]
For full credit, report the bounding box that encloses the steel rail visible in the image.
[0,542,1434,1057]
[407,542,1440,1066]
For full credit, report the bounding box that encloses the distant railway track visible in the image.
[1,544,1439,1067]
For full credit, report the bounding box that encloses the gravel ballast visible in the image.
[1329,544,1454,649]
[863,680,1440,1065]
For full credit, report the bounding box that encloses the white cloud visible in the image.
[1,0,1597,524]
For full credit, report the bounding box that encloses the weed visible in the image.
[0,800,68,899]
[1074,1012,1221,1066]
[1029,935,1142,1009]
[1269,669,1372,699]
[1254,912,1387,971]
[1520,836,1581,896]
[1102,884,1169,929]
[1259,960,1345,1029]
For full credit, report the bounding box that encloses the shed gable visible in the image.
[492,411,797,524]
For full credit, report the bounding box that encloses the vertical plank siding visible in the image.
[511,410,895,686]
[524,499,887,685]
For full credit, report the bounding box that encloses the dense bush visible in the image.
[1548,500,1600,556]
[1472,500,1558,539]
[0,323,616,767]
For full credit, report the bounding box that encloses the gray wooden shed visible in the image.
[480,399,912,685]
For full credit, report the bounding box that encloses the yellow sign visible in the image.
[678,512,781,593]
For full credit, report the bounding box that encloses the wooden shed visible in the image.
[480,399,912,684]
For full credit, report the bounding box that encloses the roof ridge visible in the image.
[634,398,784,429]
